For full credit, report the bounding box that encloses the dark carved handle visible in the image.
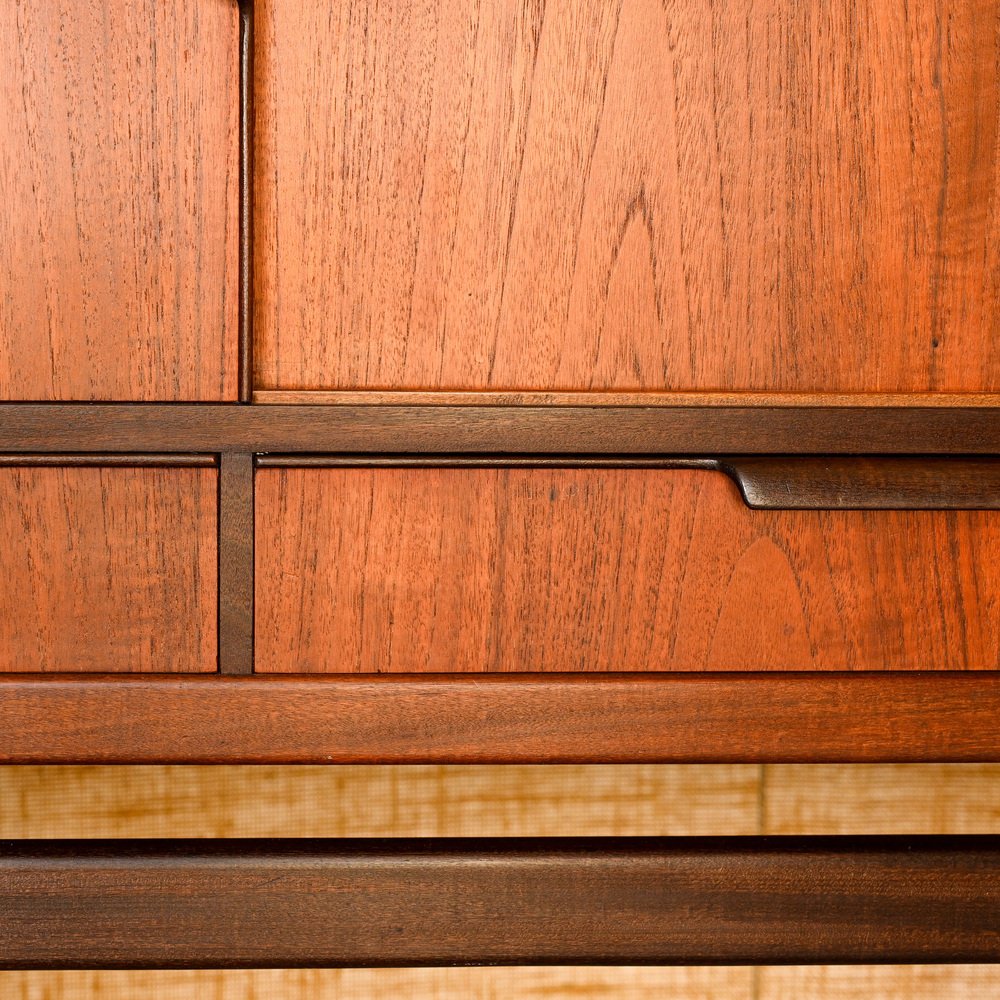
[720,457,1000,510]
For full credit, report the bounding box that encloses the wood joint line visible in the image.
[237,0,254,403]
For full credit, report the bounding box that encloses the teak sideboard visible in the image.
[1,0,999,970]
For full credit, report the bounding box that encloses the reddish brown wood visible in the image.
[0,467,217,672]
[255,467,1000,673]
[1,673,998,763]
[254,0,1000,394]
[257,455,1000,510]
[0,0,239,400]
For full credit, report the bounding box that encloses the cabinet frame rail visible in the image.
[2,836,999,968]
[2,672,999,764]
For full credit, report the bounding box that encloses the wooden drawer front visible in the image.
[255,0,1000,394]
[0,0,238,400]
[0,467,217,672]
[255,468,1000,673]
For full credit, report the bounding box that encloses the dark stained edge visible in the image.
[2,836,998,968]
[2,403,1000,455]
[238,0,254,402]
[1,673,998,763]
[218,454,254,674]
[0,454,216,467]
[256,454,1000,509]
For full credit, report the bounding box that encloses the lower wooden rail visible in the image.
[1,673,999,763]
[1,837,998,968]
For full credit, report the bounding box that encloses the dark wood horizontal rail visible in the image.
[3,403,1000,454]
[2,673,999,763]
[2,836,998,968]
[257,455,1000,509]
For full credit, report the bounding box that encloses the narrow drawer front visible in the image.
[0,0,238,400]
[255,468,1000,673]
[0,467,217,672]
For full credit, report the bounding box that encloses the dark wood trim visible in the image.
[2,673,998,763]
[0,454,216,467]
[2,836,998,968]
[2,403,1000,454]
[725,456,1000,509]
[237,0,254,403]
[218,454,254,674]
[256,454,1000,509]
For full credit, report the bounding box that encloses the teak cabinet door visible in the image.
[254,0,1000,394]
[0,466,218,672]
[0,0,239,401]
[255,468,1000,673]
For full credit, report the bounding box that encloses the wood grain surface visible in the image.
[218,454,254,675]
[254,0,1000,393]
[6,402,1000,455]
[4,673,1000,763]
[0,0,239,400]
[2,763,999,995]
[252,390,1000,408]
[0,467,217,672]
[257,455,1000,511]
[3,837,999,968]
[0,763,759,838]
[255,468,1000,672]
[0,967,754,1000]
[764,764,1000,836]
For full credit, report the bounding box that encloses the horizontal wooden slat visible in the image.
[2,403,1000,453]
[1,674,999,763]
[2,837,999,968]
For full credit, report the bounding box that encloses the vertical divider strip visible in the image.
[238,0,255,402]
[219,453,255,674]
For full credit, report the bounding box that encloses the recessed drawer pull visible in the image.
[256,455,1000,511]
[719,457,1000,510]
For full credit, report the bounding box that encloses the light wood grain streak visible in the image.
[0,967,754,1000]
[255,468,1000,672]
[254,0,1000,393]
[0,0,239,400]
[0,468,217,672]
